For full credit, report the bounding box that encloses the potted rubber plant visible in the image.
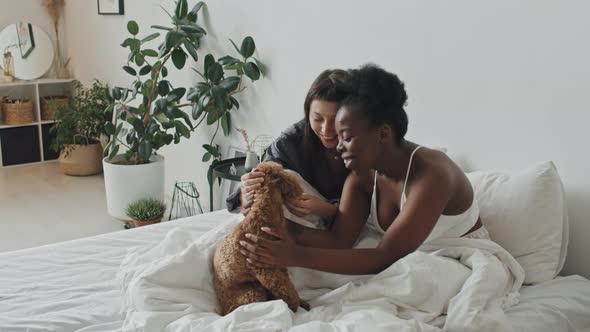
[102,0,264,219]
[51,80,113,176]
[126,198,167,227]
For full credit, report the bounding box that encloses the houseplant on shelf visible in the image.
[126,198,167,227]
[103,0,264,219]
[50,80,113,176]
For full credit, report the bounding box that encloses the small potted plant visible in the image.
[126,198,167,227]
[50,80,113,176]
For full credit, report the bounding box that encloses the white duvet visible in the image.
[118,217,525,332]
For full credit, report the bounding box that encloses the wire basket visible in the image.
[1,98,34,125]
[41,96,69,120]
[168,181,204,220]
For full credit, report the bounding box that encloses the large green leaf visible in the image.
[171,48,187,69]
[158,80,170,96]
[127,21,139,35]
[207,63,223,84]
[175,0,188,19]
[138,140,152,161]
[180,25,206,35]
[190,2,204,16]
[139,65,152,76]
[219,76,240,92]
[240,36,255,58]
[202,152,212,162]
[221,112,231,136]
[165,31,182,50]
[167,87,186,102]
[112,87,122,100]
[104,122,116,136]
[123,66,137,76]
[174,120,191,138]
[204,54,214,79]
[218,55,241,66]
[108,144,120,160]
[141,33,160,43]
[243,62,260,80]
[183,40,199,62]
[141,49,158,57]
[192,103,204,120]
[210,85,227,112]
[135,54,145,67]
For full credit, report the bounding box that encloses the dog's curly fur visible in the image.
[212,161,309,315]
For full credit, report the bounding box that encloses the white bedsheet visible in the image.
[1,210,589,332]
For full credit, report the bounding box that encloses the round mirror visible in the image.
[0,23,54,80]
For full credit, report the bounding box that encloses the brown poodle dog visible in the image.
[213,161,309,315]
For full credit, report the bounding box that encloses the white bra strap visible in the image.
[401,146,422,196]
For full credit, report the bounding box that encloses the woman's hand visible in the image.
[286,193,337,219]
[240,226,300,268]
[239,168,265,215]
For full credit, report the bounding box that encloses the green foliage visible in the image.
[51,80,114,157]
[126,198,167,221]
[104,0,264,173]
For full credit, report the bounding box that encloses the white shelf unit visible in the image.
[0,79,74,167]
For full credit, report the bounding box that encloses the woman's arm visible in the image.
[242,165,454,274]
[287,172,371,248]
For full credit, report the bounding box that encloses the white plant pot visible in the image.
[103,154,165,220]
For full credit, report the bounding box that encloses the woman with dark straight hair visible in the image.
[226,69,352,222]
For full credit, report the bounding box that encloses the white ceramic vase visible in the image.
[103,154,165,220]
[244,151,259,172]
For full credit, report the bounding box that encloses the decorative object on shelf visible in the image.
[97,0,124,15]
[251,134,275,161]
[42,0,70,78]
[41,95,68,120]
[126,198,166,228]
[2,51,15,78]
[103,0,265,218]
[50,80,113,176]
[168,181,203,220]
[0,23,54,80]
[1,97,34,125]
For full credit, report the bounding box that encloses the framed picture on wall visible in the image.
[219,146,246,208]
[97,0,124,15]
[16,23,35,59]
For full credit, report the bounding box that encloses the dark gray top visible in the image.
[225,119,348,212]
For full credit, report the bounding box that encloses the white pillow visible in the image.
[467,161,568,284]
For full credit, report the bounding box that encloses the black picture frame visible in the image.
[97,0,124,15]
[16,23,35,59]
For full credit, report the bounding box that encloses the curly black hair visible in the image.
[342,64,408,144]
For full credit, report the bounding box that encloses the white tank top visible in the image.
[368,146,479,243]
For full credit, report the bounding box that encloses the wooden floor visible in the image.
[0,162,124,253]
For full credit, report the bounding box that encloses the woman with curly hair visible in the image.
[240,64,488,274]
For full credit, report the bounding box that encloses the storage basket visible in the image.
[41,96,69,120]
[1,99,34,125]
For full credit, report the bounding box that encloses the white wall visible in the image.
[63,0,590,278]
[1,0,67,77]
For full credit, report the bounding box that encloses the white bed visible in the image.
[2,161,590,331]
[1,209,589,332]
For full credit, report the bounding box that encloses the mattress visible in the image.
[1,210,589,332]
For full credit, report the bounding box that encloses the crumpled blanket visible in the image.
[118,216,524,332]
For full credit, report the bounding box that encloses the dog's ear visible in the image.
[274,170,303,200]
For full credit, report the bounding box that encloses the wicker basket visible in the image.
[41,96,69,121]
[1,99,34,125]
